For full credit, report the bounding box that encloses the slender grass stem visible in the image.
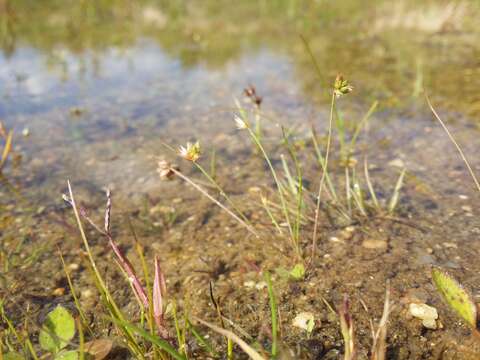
[265,272,278,358]
[65,182,144,358]
[426,94,480,193]
[348,100,378,161]
[193,161,252,225]
[246,127,295,249]
[364,158,380,211]
[312,93,335,261]
[311,128,338,202]
[281,129,304,253]
[345,167,352,216]
[388,168,406,214]
[261,196,284,235]
[170,168,259,237]
[59,251,90,332]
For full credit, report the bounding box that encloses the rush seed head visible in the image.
[334,74,353,98]
[178,141,201,162]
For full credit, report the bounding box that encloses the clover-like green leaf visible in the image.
[432,267,478,329]
[39,305,76,354]
[289,263,305,281]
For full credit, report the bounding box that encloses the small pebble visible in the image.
[244,280,255,288]
[255,281,267,290]
[362,239,388,249]
[388,158,405,168]
[442,242,457,249]
[81,289,94,299]
[292,312,315,331]
[409,303,438,329]
[52,287,65,296]
[68,263,79,271]
[461,205,472,212]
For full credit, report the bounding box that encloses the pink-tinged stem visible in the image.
[106,232,149,308]
[153,256,169,339]
[63,189,149,308]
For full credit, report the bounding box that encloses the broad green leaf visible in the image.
[289,263,305,280]
[55,350,79,360]
[432,267,477,329]
[39,305,76,353]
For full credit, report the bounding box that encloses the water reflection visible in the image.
[0,0,479,204]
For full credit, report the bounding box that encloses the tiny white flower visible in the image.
[178,141,201,162]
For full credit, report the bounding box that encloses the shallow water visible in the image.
[2,1,480,359]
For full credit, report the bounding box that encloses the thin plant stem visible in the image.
[170,167,259,237]
[347,100,378,161]
[193,161,252,226]
[426,94,480,193]
[246,127,295,246]
[364,158,380,211]
[281,127,304,253]
[59,251,90,332]
[65,182,144,358]
[261,196,284,235]
[192,317,265,360]
[311,128,338,202]
[312,93,335,261]
[345,166,352,216]
[388,169,406,214]
[265,272,278,358]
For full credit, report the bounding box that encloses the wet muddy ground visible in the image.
[2,1,480,359]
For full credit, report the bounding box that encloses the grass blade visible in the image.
[192,317,265,360]
[264,272,278,357]
[112,319,186,360]
[388,169,406,214]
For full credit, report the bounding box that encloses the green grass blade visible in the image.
[388,169,406,214]
[187,320,218,357]
[264,272,278,357]
[111,319,186,360]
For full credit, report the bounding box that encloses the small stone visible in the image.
[422,318,437,330]
[81,289,94,299]
[244,280,255,288]
[388,158,405,168]
[409,303,438,329]
[362,239,387,249]
[248,186,262,194]
[442,242,457,249]
[461,205,472,212]
[292,312,315,332]
[255,281,267,290]
[52,287,65,296]
[68,263,79,271]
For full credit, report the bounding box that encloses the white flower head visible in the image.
[178,141,201,162]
